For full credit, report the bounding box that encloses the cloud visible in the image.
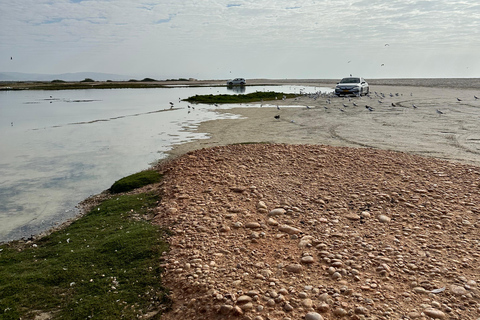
[1,0,480,78]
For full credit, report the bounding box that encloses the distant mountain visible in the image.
[0,72,130,82]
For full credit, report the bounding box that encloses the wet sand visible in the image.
[167,80,480,167]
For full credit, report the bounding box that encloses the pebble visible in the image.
[245,222,261,229]
[286,264,303,273]
[333,307,348,317]
[450,284,467,295]
[268,208,286,216]
[237,295,252,304]
[300,256,314,264]
[305,312,323,320]
[378,214,391,223]
[278,224,302,234]
[423,308,446,319]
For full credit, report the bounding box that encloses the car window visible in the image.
[340,78,360,83]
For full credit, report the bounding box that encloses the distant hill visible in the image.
[0,72,130,82]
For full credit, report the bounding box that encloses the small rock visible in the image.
[267,218,279,226]
[317,302,329,313]
[305,312,323,320]
[257,201,268,209]
[378,214,391,223]
[284,303,294,311]
[269,208,286,216]
[450,284,467,295]
[346,213,361,221]
[333,307,348,317]
[423,307,446,319]
[237,295,252,304]
[278,224,302,234]
[245,222,261,229]
[301,256,315,264]
[286,263,303,273]
[354,306,368,315]
[302,298,313,308]
[219,304,233,314]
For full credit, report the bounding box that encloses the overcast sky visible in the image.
[1,0,480,80]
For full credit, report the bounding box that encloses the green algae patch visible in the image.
[110,170,163,194]
[0,192,170,320]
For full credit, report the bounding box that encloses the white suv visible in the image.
[227,78,246,86]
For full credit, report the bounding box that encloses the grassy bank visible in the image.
[0,171,170,319]
[183,91,298,104]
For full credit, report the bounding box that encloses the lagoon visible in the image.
[0,85,330,242]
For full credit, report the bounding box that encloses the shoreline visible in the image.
[2,77,480,90]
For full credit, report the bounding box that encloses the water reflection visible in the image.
[0,85,332,242]
[227,86,246,93]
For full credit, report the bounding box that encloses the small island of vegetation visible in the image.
[183,91,298,104]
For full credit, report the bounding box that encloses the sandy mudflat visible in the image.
[167,79,480,167]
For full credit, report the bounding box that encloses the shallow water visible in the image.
[0,85,331,242]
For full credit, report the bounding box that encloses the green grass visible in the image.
[110,170,163,194]
[0,192,170,320]
[183,91,298,104]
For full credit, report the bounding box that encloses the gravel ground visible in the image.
[153,143,480,320]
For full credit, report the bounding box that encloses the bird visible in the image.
[10,57,12,60]
[169,101,174,105]
[339,108,345,112]
[436,109,444,114]
[365,105,374,111]
[274,115,280,119]
[276,105,280,110]
[323,106,328,110]
[378,100,383,103]
[475,95,479,100]
[352,102,357,107]
[457,98,462,102]
[412,104,417,109]
[381,64,385,67]
[342,103,348,108]
[306,105,311,109]
[391,103,396,107]
[385,43,390,46]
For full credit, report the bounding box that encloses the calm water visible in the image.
[0,85,331,242]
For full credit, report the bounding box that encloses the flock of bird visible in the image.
[272,90,480,121]
[165,89,479,122]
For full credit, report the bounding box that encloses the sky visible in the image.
[1,0,480,80]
